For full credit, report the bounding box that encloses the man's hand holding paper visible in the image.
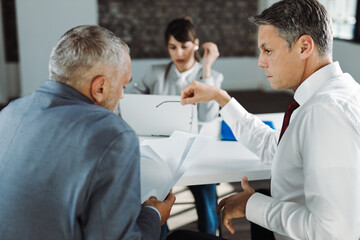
[140,131,210,202]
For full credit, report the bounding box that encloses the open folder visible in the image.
[140,131,210,202]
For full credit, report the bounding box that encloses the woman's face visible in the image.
[167,35,198,72]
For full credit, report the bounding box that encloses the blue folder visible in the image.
[221,120,275,141]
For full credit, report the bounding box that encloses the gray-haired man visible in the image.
[0,25,175,240]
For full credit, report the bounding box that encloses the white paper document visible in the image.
[140,131,210,202]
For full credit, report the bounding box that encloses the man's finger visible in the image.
[181,97,198,105]
[215,198,227,213]
[181,90,186,101]
[215,203,222,213]
[180,87,194,105]
[181,85,191,98]
[165,192,176,205]
[142,196,158,206]
[223,217,235,235]
[241,176,251,191]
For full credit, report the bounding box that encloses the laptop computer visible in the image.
[119,94,198,136]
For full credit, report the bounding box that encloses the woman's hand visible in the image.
[202,42,220,79]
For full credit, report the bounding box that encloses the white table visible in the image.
[140,113,284,187]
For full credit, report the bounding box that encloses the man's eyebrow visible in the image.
[259,43,267,49]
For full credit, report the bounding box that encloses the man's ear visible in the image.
[90,75,106,104]
[298,35,314,60]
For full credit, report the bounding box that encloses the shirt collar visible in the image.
[294,61,343,106]
[174,62,197,80]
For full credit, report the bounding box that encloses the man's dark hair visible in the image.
[249,0,333,56]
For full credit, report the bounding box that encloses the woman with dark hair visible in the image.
[128,16,223,122]
[127,16,223,238]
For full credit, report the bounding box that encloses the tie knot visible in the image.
[287,99,300,113]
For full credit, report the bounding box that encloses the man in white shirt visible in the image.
[180,0,360,239]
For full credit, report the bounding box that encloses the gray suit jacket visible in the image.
[0,80,160,240]
[127,61,223,122]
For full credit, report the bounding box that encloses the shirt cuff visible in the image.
[246,192,273,229]
[220,97,248,121]
[144,206,161,221]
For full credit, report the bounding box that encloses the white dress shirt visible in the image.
[220,62,360,240]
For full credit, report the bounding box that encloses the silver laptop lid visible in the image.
[119,94,198,136]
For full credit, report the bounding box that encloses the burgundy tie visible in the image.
[278,99,299,143]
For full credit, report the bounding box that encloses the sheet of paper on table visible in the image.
[140,131,210,202]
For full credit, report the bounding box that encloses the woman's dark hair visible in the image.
[165,16,200,62]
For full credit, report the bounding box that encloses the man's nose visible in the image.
[258,55,268,68]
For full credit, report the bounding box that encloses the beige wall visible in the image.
[16,0,98,96]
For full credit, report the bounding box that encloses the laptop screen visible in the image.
[119,94,198,136]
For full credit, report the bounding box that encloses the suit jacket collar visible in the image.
[37,80,94,105]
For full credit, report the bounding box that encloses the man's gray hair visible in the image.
[49,25,130,88]
[249,0,333,57]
